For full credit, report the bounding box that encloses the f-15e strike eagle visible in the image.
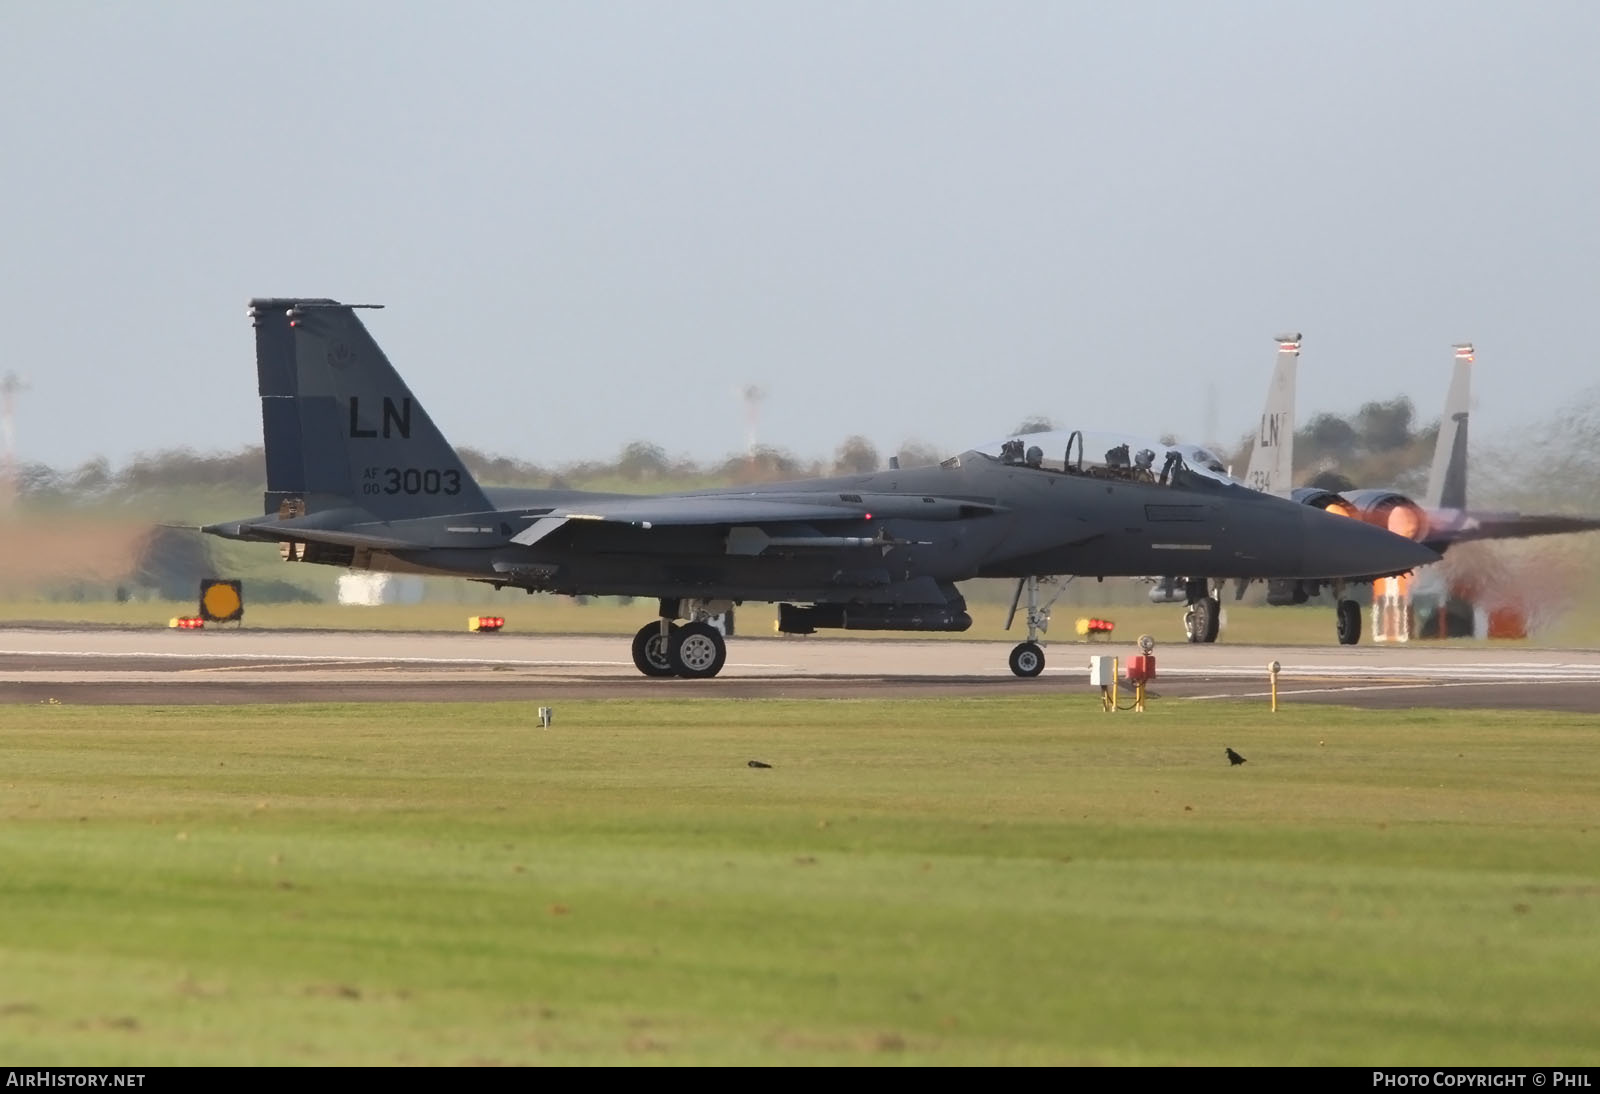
[203,300,1437,678]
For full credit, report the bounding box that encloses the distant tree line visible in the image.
[11,435,950,506]
[16,387,1600,512]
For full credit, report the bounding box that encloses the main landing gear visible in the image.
[629,599,730,678]
[1182,579,1221,644]
[1005,575,1069,677]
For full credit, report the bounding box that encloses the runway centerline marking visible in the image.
[1183,680,1546,701]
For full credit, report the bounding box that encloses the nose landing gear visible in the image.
[1005,575,1069,677]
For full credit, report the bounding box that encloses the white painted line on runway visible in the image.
[1151,666,1600,680]
[3,648,631,666]
[1183,680,1546,701]
[954,665,1600,682]
[188,659,366,673]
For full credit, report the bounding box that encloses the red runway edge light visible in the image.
[169,616,205,630]
[469,616,505,633]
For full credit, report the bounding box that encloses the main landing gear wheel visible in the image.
[1336,599,1361,646]
[670,621,728,679]
[1184,597,1220,644]
[631,622,679,677]
[1009,641,1045,678]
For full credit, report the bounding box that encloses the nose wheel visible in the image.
[1009,641,1045,677]
[1335,599,1361,645]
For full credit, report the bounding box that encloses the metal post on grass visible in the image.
[538,706,553,729]
[1268,661,1281,712]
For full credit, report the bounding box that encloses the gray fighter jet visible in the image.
[202,299,1437,678]
[1163,338,1600,645]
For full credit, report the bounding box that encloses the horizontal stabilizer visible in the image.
[201,518,417,551]
[1425,511,1600,550]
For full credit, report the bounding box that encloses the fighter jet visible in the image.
[202,299,1437,678]
[1167,338,1600,645]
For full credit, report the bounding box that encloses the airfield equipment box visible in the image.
[1125,655,1156,683]
[1089,655,1116,687]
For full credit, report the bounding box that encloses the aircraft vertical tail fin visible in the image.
[1425,343,1472,510]
[249,298,492,519]
[1241,333,1299,494]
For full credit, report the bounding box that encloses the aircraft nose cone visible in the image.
[1298,506,1440,578]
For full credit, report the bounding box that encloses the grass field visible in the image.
[2,697,1597,1065]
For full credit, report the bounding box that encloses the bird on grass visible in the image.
[748,760,772,769]
[1225,748,1247,766]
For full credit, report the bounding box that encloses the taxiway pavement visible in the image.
[3,627,1599,711]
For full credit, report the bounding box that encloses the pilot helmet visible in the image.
[1025,445,1044,467]
[1134,448,1155,469]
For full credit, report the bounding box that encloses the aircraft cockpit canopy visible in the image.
[947,430,1246,492]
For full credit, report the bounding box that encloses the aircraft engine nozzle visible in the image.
[1298,505,1439,579]
[1339,490,1431,543]
[1383,502,1427,542]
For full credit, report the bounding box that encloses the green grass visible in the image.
[1,698,1597,1065]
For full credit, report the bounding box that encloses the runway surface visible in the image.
[4,626,1600,710]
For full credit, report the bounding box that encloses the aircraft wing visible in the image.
[1425,510,1600,550]
[512,494,1004,546]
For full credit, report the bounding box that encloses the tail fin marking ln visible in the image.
[1242,333,1299,495]
[248,298,491,519]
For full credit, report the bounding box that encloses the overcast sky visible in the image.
[4,2,1598,474]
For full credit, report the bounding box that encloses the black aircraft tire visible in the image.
[1185,598,1218,645]
[1336,599,1361,646]
[670,621,728,679]
[1009,642,1045,678]
[631,622,680,677]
